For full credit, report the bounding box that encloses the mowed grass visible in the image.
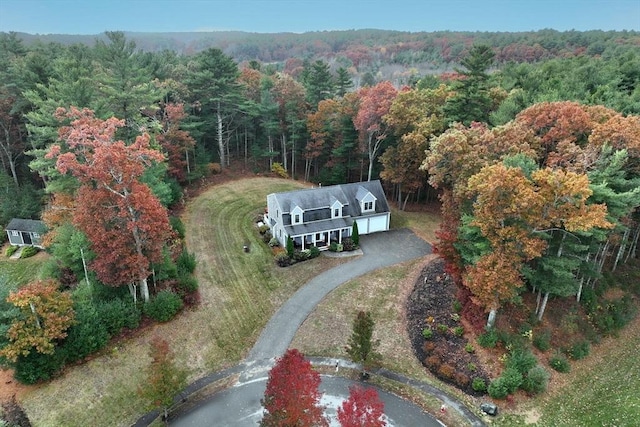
[291,256,442,380]
[539,335,640,427]
[0,249,49,287]
[18,177,347,427]
[181,177,345,366]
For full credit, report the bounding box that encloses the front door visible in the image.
[21,232,32,245]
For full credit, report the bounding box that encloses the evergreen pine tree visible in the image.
[286,236,294,258]
[351,221,360,246]
[444,44,495,125]
[345,311,380,378]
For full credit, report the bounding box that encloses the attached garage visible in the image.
[355,212,390,235]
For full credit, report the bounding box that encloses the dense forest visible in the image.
[0,29,639,384]
[11,28,640,84]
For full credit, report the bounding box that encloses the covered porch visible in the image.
[285,218,353,251]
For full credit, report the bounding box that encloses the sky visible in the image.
[1,0,639,35]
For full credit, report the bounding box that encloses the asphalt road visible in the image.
[171,375,442,427]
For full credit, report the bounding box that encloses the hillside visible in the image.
[9,29,640,71]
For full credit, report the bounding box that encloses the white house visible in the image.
[265,180,390,250]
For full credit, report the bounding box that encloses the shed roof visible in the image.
[6,218,46,233]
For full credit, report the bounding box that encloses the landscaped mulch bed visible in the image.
[406,257,491,395]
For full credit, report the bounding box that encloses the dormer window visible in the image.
[291,205,303,225]
[331,199,343,218]
[356,185,377,214]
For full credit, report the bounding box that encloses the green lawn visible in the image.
[0,249,48,288]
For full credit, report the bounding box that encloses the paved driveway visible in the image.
[247,228,432,363]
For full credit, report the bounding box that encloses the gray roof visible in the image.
[6,218,46,233]
[285,217,353,236]
[271,180,390,217]
[275,186,349,212]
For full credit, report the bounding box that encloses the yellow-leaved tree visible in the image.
[0,280,75,362]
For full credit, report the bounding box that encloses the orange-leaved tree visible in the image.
[465,162,613,323]
[305,99,342,181]
[465,163,547,325]
[47,107,171,302]
[0,279,75,362]
[261,349,328,427]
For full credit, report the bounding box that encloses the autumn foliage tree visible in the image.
[47,107,171,302]
[138,336,188,421]
[261,349,328,427]
[156,103,195,184]
[305,99,341,181]
[353,81,398,181]
[337,386,387,427]
[0,280,74,362]
[422,101,634,326]
[381,85,449,208]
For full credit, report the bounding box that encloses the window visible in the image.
[294,214,300,223]
[334,208,339,217]
[364,201,373,211]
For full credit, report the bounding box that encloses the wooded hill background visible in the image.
[11,29,640,84]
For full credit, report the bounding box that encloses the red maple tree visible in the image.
[261,349,328,427]
[337,385,387,427]
[47,107,171,302]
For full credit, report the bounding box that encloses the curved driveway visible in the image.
[248,228,432,363]
[136,229,484,426]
